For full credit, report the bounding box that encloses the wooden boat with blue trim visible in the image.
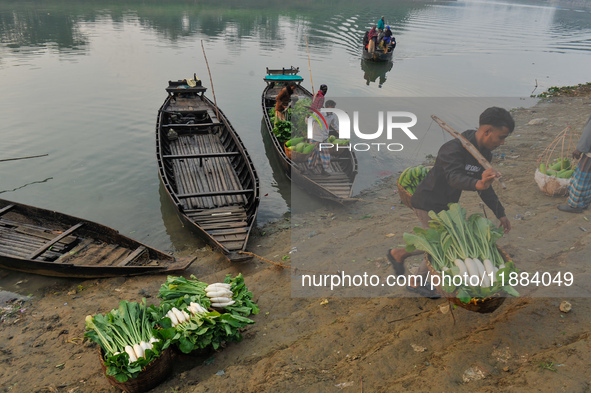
[156,77,260,261]
[0,199,195,278]
[261,67,358,203]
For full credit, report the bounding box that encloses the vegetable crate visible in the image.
[535,126,578,196]
[425,247,513,314]
[98,347,174,393]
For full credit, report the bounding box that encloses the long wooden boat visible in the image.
[156,77,259,262]
[261,67,358,203]
[0,199,194,278]
[361,37,396,62]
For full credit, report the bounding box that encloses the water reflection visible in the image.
[361,59,393,88]
[158,180,206,253]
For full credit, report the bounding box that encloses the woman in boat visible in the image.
[368,26,378,54]
[275,82,296,122]
[381,26,393,53]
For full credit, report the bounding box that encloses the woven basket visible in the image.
[425,248,511,314]
[98,347,174,393]
[284,143,292,160]
[396,181,413,209]
[290,150,310,163]
[534,169,570,196]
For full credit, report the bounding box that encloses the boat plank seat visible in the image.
[208,228,249,235]
[54,238,95,263]
[15,226,77,245]
[162,123,219,129]
[117,246,147,266]
[163,152,240,159]
[0,205,15,216]
[206,109,220,124]
[177,189,254,199]
[216,241,246,251]
[27,223,83,260]
[200,221,248,230]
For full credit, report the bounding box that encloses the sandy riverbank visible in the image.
[1,86,591,393]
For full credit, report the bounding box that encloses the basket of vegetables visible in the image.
[404,203,519,313]
[396,165,429,208]
[286,140,315,163]
[85,300,173,393]
[152,274,259,355]
[535,126,578,196]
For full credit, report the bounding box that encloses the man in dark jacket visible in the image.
[387,107,514,298]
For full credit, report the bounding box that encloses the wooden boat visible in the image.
[156,77,259,262]
[362,37,396,62]
[261,67,358,203]
[0,199,195,278]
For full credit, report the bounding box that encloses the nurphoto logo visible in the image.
[306,108,418,152]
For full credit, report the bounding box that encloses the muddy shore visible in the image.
[1,86,591,393]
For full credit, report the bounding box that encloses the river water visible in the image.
[1,0,591,284]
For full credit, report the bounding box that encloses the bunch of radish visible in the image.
[205,283,235,308]
[453,258,505,287]
[120,337,160,363]
[166,302,208,327]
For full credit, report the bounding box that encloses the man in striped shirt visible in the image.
[558,115,591,213]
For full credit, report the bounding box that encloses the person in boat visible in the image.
[368,26,378,54]
[557,114,591,213]
[377,16,385,32]
[386,107,514,298]
[382,26,393,52]
[307,100,339,175]
[310,84,328,112]
[363,31,370,51]
[275,82,296,122]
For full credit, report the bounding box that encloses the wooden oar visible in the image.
[431,115,507,189]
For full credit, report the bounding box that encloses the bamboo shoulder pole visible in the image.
[431,115,506,189]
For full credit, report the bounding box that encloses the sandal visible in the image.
[406,282,441,299]
[386,249,405,276]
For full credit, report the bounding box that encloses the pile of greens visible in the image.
[151,274,259,353]
[84,299,167,382]
[403,203,519,302]
[269,97,312,143]
[84,274,259,383]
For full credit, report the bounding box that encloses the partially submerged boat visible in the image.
[261,67,358,203]
[0,199,194,278]
[156,77,260,261]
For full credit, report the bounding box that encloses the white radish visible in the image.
[454,259,468,277]
[113,351,121,356]
[133,343,144,359]
[191,302,207,313]
[483,259,496,283]
[182,310,191,321]
[149,337,159,344]
[206,283,231,291]
[166,310,179,326]
[172,308,186,324]
[499,264,506,269]
[464,258,479,285]
[209,297,232,303]
[211,300,235,308]
[206,289,233,298]
[125,345,138,363]
[140,341,151,354]
[472,258,490,287]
